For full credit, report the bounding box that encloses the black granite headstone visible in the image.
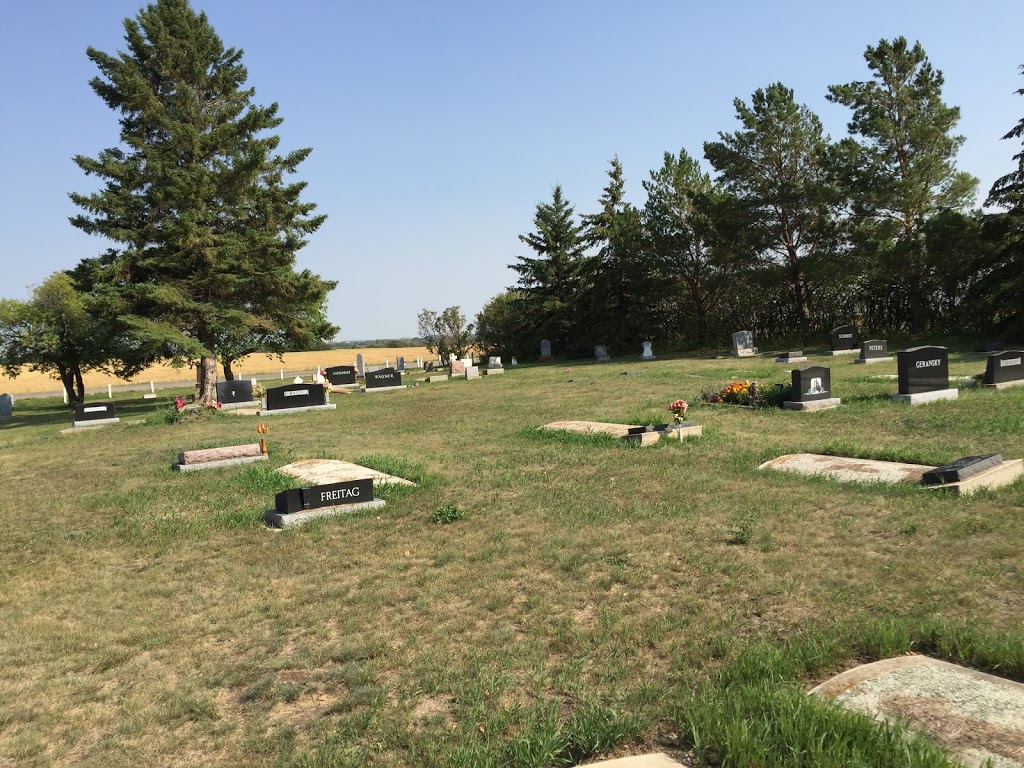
[324,365,357,386]
[73,402,116,421]
[897,346,949,395]
[983,351,1024,385]
[860,339,888,359]
[275,478,374,514]
[265,383,326,410]
[365,367,402,389]
[790,365,832,402]
[922,454,1003,485]
[829,324,859,351]
[216,379,254,404]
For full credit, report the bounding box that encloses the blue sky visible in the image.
[1,1,1022,339]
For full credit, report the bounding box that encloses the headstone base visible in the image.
[219,399,261,410]
[71,417,120,429]
[264,498,386,528]
[783,398,841,411]
[732,349,758,357]
[640,356,656,361]
[363,385,406,393]
[890,389,958,405]
[260,404,338,416]
[854,356,894,364]
[485,368,505,375]
[775,355,807,363]
[983,378,1024,390]
[595,355,610,362]
[826,349,859,356]
[174,454,267,472]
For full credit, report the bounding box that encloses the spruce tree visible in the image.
[69,0,334,403]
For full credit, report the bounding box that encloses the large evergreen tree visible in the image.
[705,83,838,343]
[69,0,335,404]
[510,185,586,353]
[827,37,977,334]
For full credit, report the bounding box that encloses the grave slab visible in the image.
[277,459,416,486]
[260,403,337,415]
[890,388,959,405]
[810,655,1024,768]
[759,453,933,484]
[542,421,700,446]
[174,455,267,472]
[782,397,841,411]
[581,754,688,767]
[218,400,260,410]
[265,498,386,528]
[363,385,406,393]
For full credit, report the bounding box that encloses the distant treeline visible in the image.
[322,338,426,350]
[474,40,1024,360]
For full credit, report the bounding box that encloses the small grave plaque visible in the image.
[791,365,832,402]
[859,339,889,359]
[540,339,552,360]
[984,350,1024,386]
[274,478,374,514]
[324,365,357,386]
[922,454,1004,485]
[265,383,327,410]
[829,324,859,352]
[897,346,949,395]
[0,393,12,420]
[216,379,254,404]
[73,402,117,422]
[365,367,403,389]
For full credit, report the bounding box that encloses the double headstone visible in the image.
[540,339,552,361]
[0,393,13,421]
[855,339,892,364]
[594,345,609,362]
[894,346,957,404]
[732,330,757,357]
[828,325,859,355]
[355,353,365,378]
[983,350,1024,388]
[72,401,119,427]
[641,341,655,360]
[783,365,840,411]
[365,367,404,391]
[324,365,357,386]
[216,379,256,408]
[265,383,334,413]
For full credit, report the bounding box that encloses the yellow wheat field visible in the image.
[0,347,433,395]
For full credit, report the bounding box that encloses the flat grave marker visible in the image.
[278,459,416,487]
[174,443,267,472]
[542,420,701,446]
[893,346,958,404]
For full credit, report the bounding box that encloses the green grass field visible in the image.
[1,348,1023,767]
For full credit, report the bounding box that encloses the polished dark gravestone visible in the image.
[922,455,1003,485]
[216,379,256,409]
[365,367,404,392]
[784,365,840,410]
[893,346,957,404]
[324,365,357,386]
[72,401,119,427]
[264,383,335,414]
[855,339,892,364]
[983,350,1024,388]
[265,478,384,527]
[828,324,859,355]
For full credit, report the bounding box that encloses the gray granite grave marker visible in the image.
[540,339,552,360]
[0,393,12,420]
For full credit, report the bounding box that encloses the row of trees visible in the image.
[0,0,336,404]
[476,39,1023,359]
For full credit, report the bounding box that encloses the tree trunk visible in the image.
[197,355,218,405]
[223,357,235,381]
[73,366,86,404]
[58,367,78,405]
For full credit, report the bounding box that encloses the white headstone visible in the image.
[641,341,654,359]
[488,356,502,368]
[511,357,518,366]
[293,376,304,384]
[466,365,480,379]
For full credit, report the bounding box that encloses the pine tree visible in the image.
[69,0,335,404]
[827,37,977,334]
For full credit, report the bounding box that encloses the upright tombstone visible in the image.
[855,339,893,364]
[0,393,13,421]
[732,330,757,357]
[486,356,504,375]
[355,353,365,378]
[827,325,860,355]
[983,350,1024,389]
[893,346,958,404]
[216,379,258,410]
[594,345,610,362]
[510,357,519,367]
[396,356,406,372]
[540,339,553,361]
[465,365,480,380]
[784,365,840,411]
[72,401,119,428]
[263,382,336,414]
[364,367,405,392]
[324,365,357,387]
[641,341,656,360]
[450,359,466,376]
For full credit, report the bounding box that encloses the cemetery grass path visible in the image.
[0,349,1022,766]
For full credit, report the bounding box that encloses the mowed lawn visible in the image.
[0,347,432,396]
[1,348,1022,767]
